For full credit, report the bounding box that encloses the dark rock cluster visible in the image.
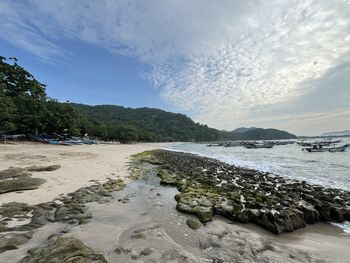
[142,150,350,234]
[0,170,125,253]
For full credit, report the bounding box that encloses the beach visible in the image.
[0,143,349,262]
[0,142,160,205]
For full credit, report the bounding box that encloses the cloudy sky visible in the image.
[1,0,349,135]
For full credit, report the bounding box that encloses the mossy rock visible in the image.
[158,170,178,185]
[102,179,126,191]
[18,237,107,263]
[186,218,203,229]
[177,202,213,223]
[132,151,163,165]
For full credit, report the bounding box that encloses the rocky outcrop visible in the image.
[0,165,61,194]
[18,237,107,263]
[0,178,126,254]
[139,150,350,234]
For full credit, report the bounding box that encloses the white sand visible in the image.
[0,142,162,205]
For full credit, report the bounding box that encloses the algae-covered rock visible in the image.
[186,218,203,229]
[158,170,178,185]
[0,177,46,194]
[176,193,214,222]
[102,179,126,191]
[18,237,107,263]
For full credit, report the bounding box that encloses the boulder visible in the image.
[186,218,203,229]
[0,177,46,194]
[18,237,107,263]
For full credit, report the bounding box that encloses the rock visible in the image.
[115,246,132,254]
[139,247,155,256]
[102,179,126,191]
[161,249,190,263]
[186,218,203,229]
[298,200,319,224]
[0,232,33,253]
[26,165,61,172]
[18,237,107,263]
[131,232,146,239]
[329,206,345,222]
[135,150,350,234]
[0,168,31,179]
[118,196,130,203]
[0,177,46,194]
[176,201,213,223]
[257,209,306,234]
[158,170,178,185]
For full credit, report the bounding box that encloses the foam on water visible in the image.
[332,222,350,234]
[164,139,350,191]
[164,139,350,234]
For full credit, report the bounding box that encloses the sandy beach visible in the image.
[0,142,161,205]
[0,143,349,262]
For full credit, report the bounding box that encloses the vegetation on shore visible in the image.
[1,56,296,142]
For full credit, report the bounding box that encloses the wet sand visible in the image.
[67,170,350,263]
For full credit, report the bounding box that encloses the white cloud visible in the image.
[0,0,349,134]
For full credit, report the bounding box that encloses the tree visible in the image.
[0,56,46,100]
[0,84,16,132]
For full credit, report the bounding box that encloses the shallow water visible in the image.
[66,164,350,263]
[166,138,350,191]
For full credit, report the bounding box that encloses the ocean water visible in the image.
[166,137,350,191]
[165,137,350,233]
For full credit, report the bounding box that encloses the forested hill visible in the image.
[71,104,297,141]
[230,128,297,140]
[0,56,296,142]
[71,103,223,141]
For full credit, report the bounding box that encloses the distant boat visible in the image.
[207,143,223,147]
[46,139,61,145]
[304,144,350,152]
[244,142,273,149]
[297,138,342,147]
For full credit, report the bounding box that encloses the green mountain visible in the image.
[1,56,296,142]
[71,104,297,141]
[230,128,297,140]
[232,127,257,133]
[71,104,223,142]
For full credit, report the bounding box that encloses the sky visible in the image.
[0,0,349,136]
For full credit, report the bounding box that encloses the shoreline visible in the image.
[0,145,349,262]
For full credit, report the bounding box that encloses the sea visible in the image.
[165,137,350,233]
